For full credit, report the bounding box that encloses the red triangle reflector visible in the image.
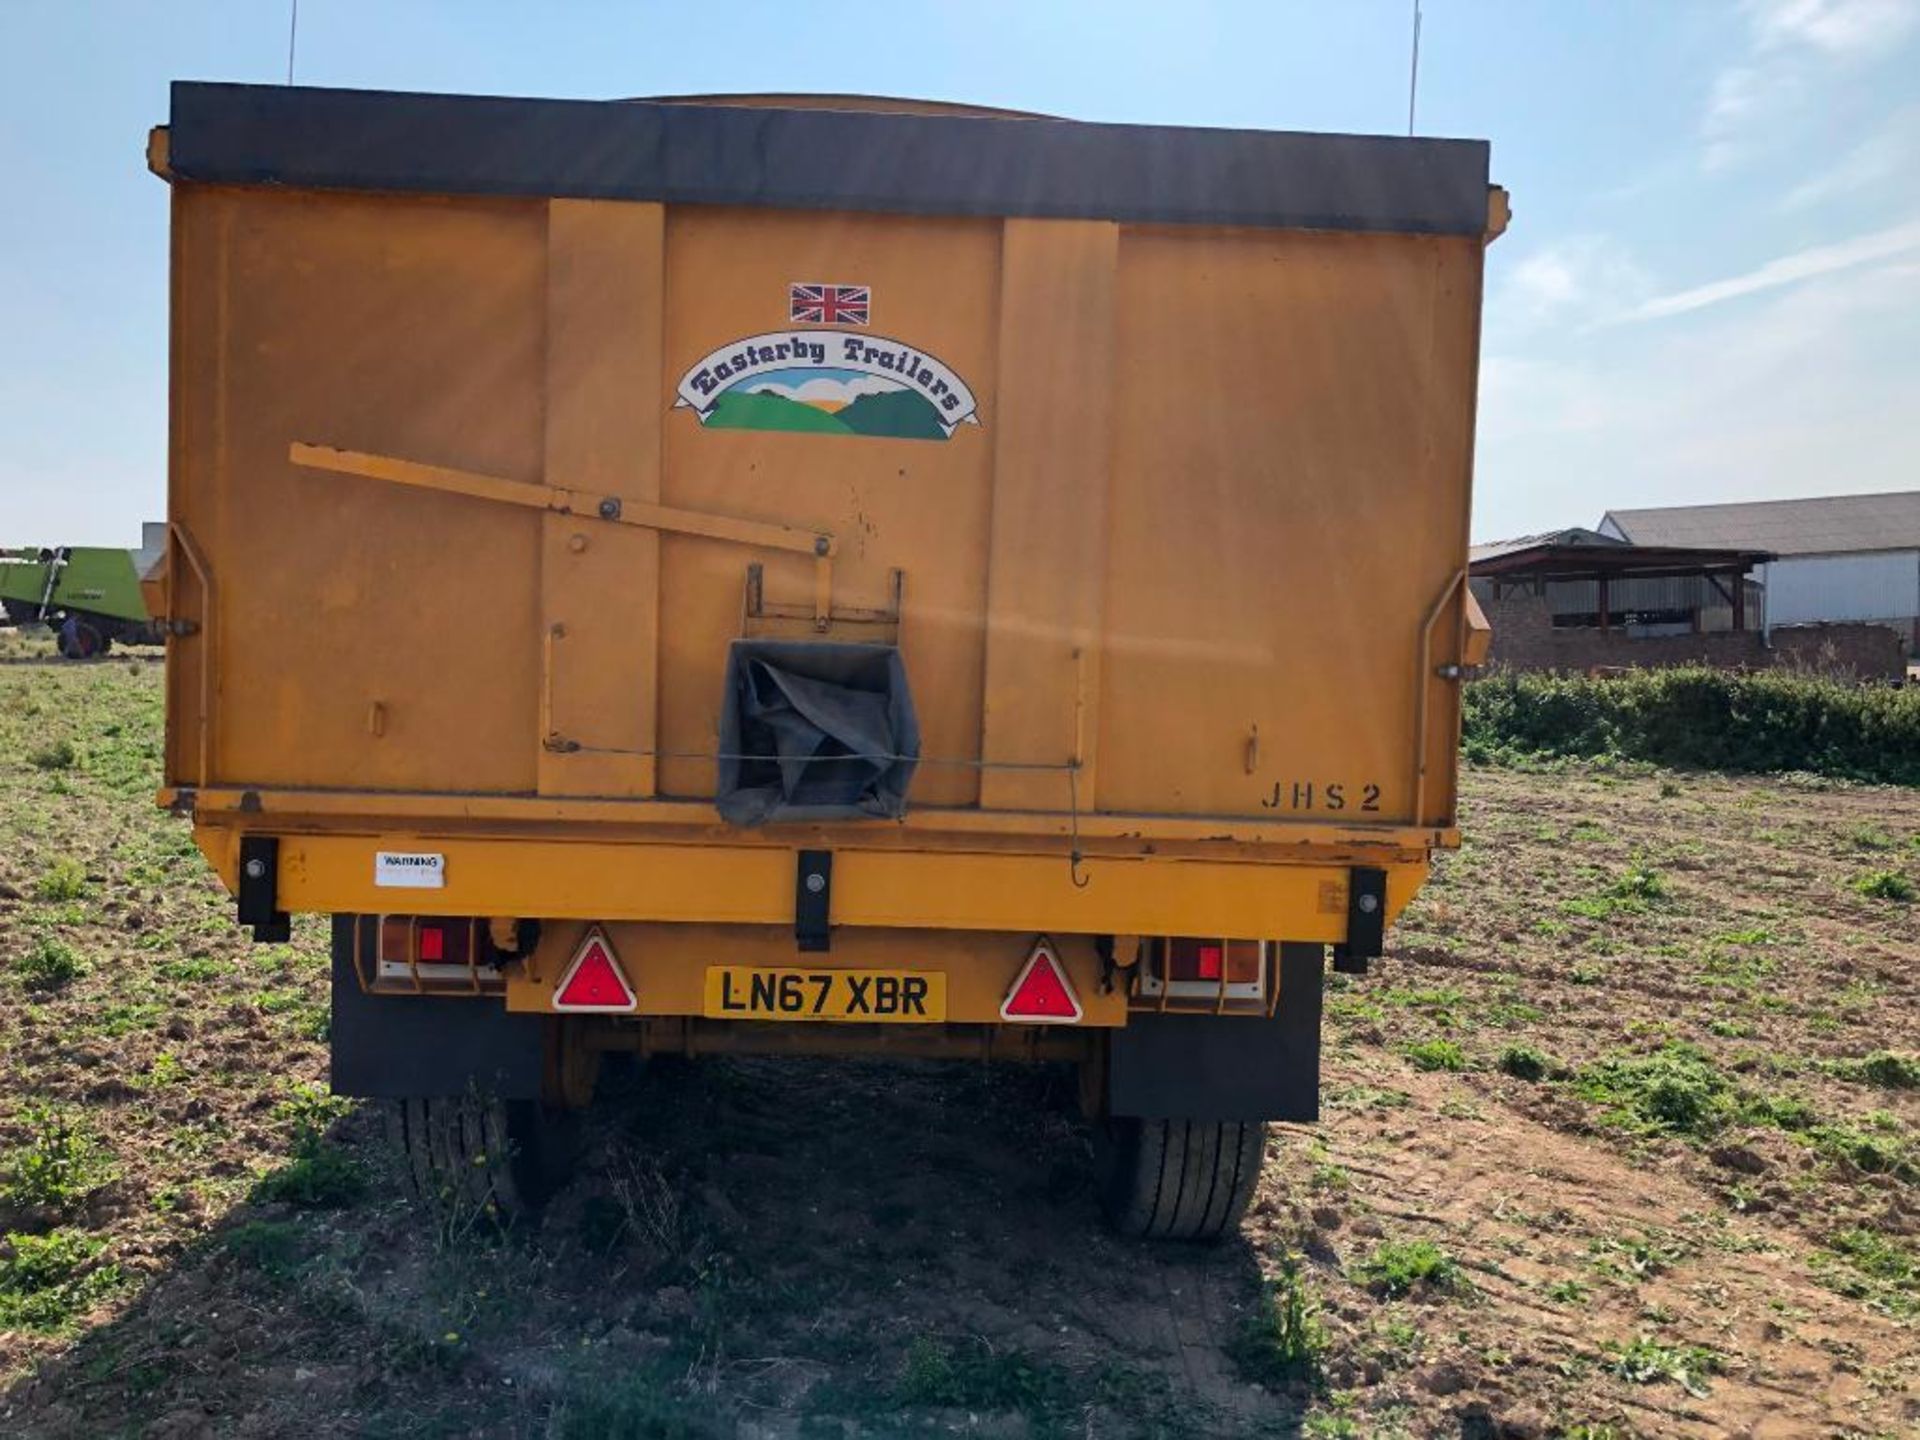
[553,928,636,1012]
[1000,938,1083,1024]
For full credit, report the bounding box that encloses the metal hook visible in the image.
[1066,764,1091,889]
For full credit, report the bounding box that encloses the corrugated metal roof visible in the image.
[1602,491,1920,556]
[1469,527,1627,563]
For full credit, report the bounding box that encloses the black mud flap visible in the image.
[1107,942,1324,1123]
[328,915,544,1100]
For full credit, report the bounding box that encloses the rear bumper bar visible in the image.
[196,827,1424,945]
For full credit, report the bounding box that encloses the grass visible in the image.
[1810,1228,1919,1319]
[1573,1044,1732,1137]
[27,737,76,771]
[0,1104,112,1216]
[1403,1038,1466,1072]
[1838,1051,1918,1090]
[13,934,84,991]
[1828,1228,1913,1287]
[1803,1120,1916,1181]
[1845,824,1899,851]
[1588,1232,1690,1283]
[251,1126,369,1209]
[223,1219,308,1282]
[1229,1257,1328,1387]
[1568,1045,1898,1169]
[1851,869,1915,902]
[1607,861,1668,902]
[0,1227,123,1332]
[1497,1045,1552,1081]
[549,1367,720,1440]
[1605,1335,1720,1398]
[33,858,88,903]
[1353,1240,1464,1299]
[1561,896,1619,921]
[894,1334,1072,1414]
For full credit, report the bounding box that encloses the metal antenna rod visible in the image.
[286,0,299,86]
[1407,0,1423,135]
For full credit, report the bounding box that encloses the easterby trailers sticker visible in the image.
[674,330,980,442]
[374,852,446,889]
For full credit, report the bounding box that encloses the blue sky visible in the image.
[1,0,1916,545]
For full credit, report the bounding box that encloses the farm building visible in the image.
[1469,520,1909,677]
[1601,492,1920,651]
[1471,528,1766,635]
[1469,529,1774,672]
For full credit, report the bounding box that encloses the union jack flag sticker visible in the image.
[790,282,870,326]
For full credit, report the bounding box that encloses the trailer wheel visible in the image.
[56,616,107,660]
[387,1094,576,1227]
[1096,1117,1267,1241]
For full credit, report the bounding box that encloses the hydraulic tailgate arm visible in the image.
[289,442,839,624]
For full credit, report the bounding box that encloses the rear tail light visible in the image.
[1138,937,1268,1002]
[373,915,501,990]
[1162,938,1262,984]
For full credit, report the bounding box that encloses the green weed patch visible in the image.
[1852,869,1915,902]
[0,1105,112,1217]
[1353,1240,1464,1299]
[0,1228,122,1332]
[1498,1045,1552,1081]
[1404,1038,1467,1072]
[12,935,84,991]
[1229,1258,1328,1388]
[894,1334,1073,1413]
[1574,1044,1733,1137]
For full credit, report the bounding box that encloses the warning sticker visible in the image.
[374,852,445,889]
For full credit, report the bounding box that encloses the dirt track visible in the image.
[0,641,1915,1437]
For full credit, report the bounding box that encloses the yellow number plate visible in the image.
[703,967,946,1023]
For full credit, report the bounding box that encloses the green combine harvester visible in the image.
[0,524,166,659]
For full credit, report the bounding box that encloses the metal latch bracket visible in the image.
[237,835,292,944]
[795,850,833,953]
[1332,865,1386,975]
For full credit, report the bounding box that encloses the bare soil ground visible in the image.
[0,636,1914,1438]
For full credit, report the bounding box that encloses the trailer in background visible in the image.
[0,523,167,658]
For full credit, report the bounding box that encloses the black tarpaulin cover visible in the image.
[715,641,920,826]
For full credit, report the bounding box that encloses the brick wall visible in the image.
[1481,596,1909,679]
[1770,623,1911,679]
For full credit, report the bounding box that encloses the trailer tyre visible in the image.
[57,616,106,660]
[1097,1118,1267,1241]
[387,1094,576,1227]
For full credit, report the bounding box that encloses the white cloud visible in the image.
[1702,65,1793,171]
[1783,102,1920,206]
[1610,215,1920,322]
[1496,236,1654,329]
[1751,0,1919,55]
[743,374,897,407]
[1700,0,1917,170]
[1474,255,1920,539]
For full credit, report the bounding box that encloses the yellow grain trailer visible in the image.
[150,84,1500,1238]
